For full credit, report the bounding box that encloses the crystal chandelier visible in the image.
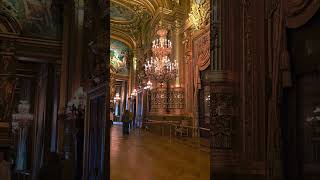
[144,80,153,90]
[144,23,177,83]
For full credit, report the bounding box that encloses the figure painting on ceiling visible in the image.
[110,39,129,75]
[110,1,134,21]
[4,0,61,39]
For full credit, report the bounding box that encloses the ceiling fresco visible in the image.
[2,0,62,39]
[110,1,135,22]
[110,39,130,75]
[110,0,184,47]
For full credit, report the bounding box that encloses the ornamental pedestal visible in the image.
[210,72,237,178]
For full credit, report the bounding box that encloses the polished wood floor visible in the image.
[110,125,210,180]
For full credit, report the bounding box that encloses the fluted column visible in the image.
[210,0,238,178]
[173,20,183,87]
[182,30,192,115]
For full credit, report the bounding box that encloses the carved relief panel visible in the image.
[167,88,184,109]
[150,88,167,113]
[210,85,234,149]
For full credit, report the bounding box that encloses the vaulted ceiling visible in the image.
[110,0,184,50]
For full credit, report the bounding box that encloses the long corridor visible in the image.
[110,125,210,180]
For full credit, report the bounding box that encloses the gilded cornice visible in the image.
[110,0,184,48]
[111,0,172,15]
[110,31,135,50]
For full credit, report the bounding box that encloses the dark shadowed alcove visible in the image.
[284,9,320,180]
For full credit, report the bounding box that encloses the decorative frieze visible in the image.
[150,88,167,112]
[167,87,184,110]
[150,87,185,114]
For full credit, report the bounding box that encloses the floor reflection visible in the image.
[110,125,210,180]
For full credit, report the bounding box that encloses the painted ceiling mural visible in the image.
[3,0,61,39]
[110,39,129,76]
[110,1,135,22]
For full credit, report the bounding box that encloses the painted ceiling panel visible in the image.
[3,0,62,39]
[110,1,135,22]
[110,39,129,75]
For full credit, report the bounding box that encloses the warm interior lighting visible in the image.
[131,89,137,96]
[114,93,121,101]
[144,80,153,90]
[189,3,205,30]
[144,23,177,82]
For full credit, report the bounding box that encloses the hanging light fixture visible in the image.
[144,80,153,90]
[144,22,177,83]
[114,93,121,101]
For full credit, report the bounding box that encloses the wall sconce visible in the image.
[131,89,137,97]
[205,95,210,101]
[67,87,86,114]
[114,93,121,101]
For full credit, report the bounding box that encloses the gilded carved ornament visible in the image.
[182,30,192,64]
[188,0,209,30]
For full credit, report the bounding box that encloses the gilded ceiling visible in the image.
[110,0,185,49]
[110,2,135,22]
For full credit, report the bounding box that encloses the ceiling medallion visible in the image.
[189,0,206,30]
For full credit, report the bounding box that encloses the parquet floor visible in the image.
[110,125,210,180]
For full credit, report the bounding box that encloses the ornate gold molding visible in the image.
[188,0,210,30]
[110,32,135,50]
[150,87,184,114]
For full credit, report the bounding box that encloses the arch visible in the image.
[110,31,136,50]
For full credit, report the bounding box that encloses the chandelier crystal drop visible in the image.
[144,24,177,83]
[146,80,153,89]
[152,28,172,58]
